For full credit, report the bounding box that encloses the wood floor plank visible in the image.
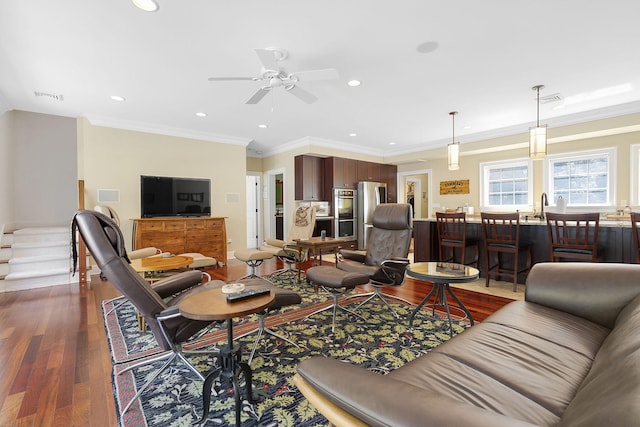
[0,391,23,427]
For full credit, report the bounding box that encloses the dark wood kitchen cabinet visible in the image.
[357,160,381,182]
[380,163,398,202]
[324,156,357,191]
[295,155,324,200]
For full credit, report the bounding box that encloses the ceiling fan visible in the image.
[208,47,339,104]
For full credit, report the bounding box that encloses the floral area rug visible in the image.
[102,273,471,426]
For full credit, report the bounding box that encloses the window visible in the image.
[545,148,615,208]
[480,158,533,211]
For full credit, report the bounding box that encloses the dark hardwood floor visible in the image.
[0,257,513,426]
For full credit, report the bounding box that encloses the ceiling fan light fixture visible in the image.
[132,0,159,12]
[529,85,547,160]
[448,111,460,171]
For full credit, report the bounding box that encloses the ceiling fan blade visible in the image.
[246,87,271,104]
[208,77,255,81]
[286,85,318,104]
[254,49,280,72]
[293,68,339,81]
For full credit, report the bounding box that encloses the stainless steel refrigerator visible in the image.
[357,181,387,249]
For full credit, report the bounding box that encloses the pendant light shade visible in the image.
[448,111,460,171]
[529,85,547,159]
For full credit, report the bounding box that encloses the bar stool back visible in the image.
[631,212,640,264]
[481,212,532,292]
[546,212,601,262]
[436,212,478,267]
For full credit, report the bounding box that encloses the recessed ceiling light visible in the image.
[389,142,396,145]
[110,95,125,101]
[195,112,207,117]
[132,0,159,12]
[416,41,439,54]
[349,133,357,137]
[347,80,361,87]
[258,124,268,129]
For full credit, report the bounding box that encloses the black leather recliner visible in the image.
[337,203,413,318]
[71,209,216,415]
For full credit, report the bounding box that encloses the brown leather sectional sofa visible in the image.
[294,262,640,426]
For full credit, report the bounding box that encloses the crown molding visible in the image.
[84,114,253,146]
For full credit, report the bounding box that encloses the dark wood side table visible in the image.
[406,262,479,335]
[293,236,349,265]
[179,287,275,426]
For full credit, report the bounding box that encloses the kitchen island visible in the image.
[413,216,636,283]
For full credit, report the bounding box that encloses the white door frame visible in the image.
[246,173,262,248]
[397,168,433,218]
[264,168,286,241]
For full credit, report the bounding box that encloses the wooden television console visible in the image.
[132,217,227,265]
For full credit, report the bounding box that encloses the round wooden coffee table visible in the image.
[406,262,479,334]
[179,287,274,427]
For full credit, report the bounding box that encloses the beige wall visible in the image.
[77,118,247,255]
[0,111,77,230]
[0,111,11,232]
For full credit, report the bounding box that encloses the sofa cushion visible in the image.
[558,294,640,426]
[389,301,610,426]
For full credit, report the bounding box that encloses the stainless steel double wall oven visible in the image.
[334,189,357,239]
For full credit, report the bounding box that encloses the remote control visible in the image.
[226,288,271,302]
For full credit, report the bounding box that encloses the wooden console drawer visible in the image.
[186,220,206,230]
[138,231,184,247]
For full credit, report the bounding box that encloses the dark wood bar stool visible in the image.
[435,212,478,267]
[481,212,532,292]
[631,212,640,264]
[546,212,601,262]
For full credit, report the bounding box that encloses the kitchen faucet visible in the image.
[535,192,549,220]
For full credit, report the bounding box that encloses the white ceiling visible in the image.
[1,1,639,159]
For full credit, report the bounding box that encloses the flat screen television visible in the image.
[140,175,211,218]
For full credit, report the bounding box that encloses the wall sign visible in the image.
[440,179,469,195]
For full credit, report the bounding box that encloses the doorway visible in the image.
[246,173,261,248]
[398,169,432,219]
[264,168,286,241]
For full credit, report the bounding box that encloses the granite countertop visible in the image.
[414,215,632,228]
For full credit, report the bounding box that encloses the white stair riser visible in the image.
[9,259,70,274]
[1,273,77,292]
[11,245,69,258]
[0,234,14,246]
[0,263,8,276]
[12,233,69,245]
[0,248,11,260]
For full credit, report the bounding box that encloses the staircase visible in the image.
[0,227,80,292]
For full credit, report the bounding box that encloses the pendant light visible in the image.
[448,111,460,171]
[529,85,547,159]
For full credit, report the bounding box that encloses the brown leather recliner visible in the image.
[337,203,413,318]
[71,209,216,414]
